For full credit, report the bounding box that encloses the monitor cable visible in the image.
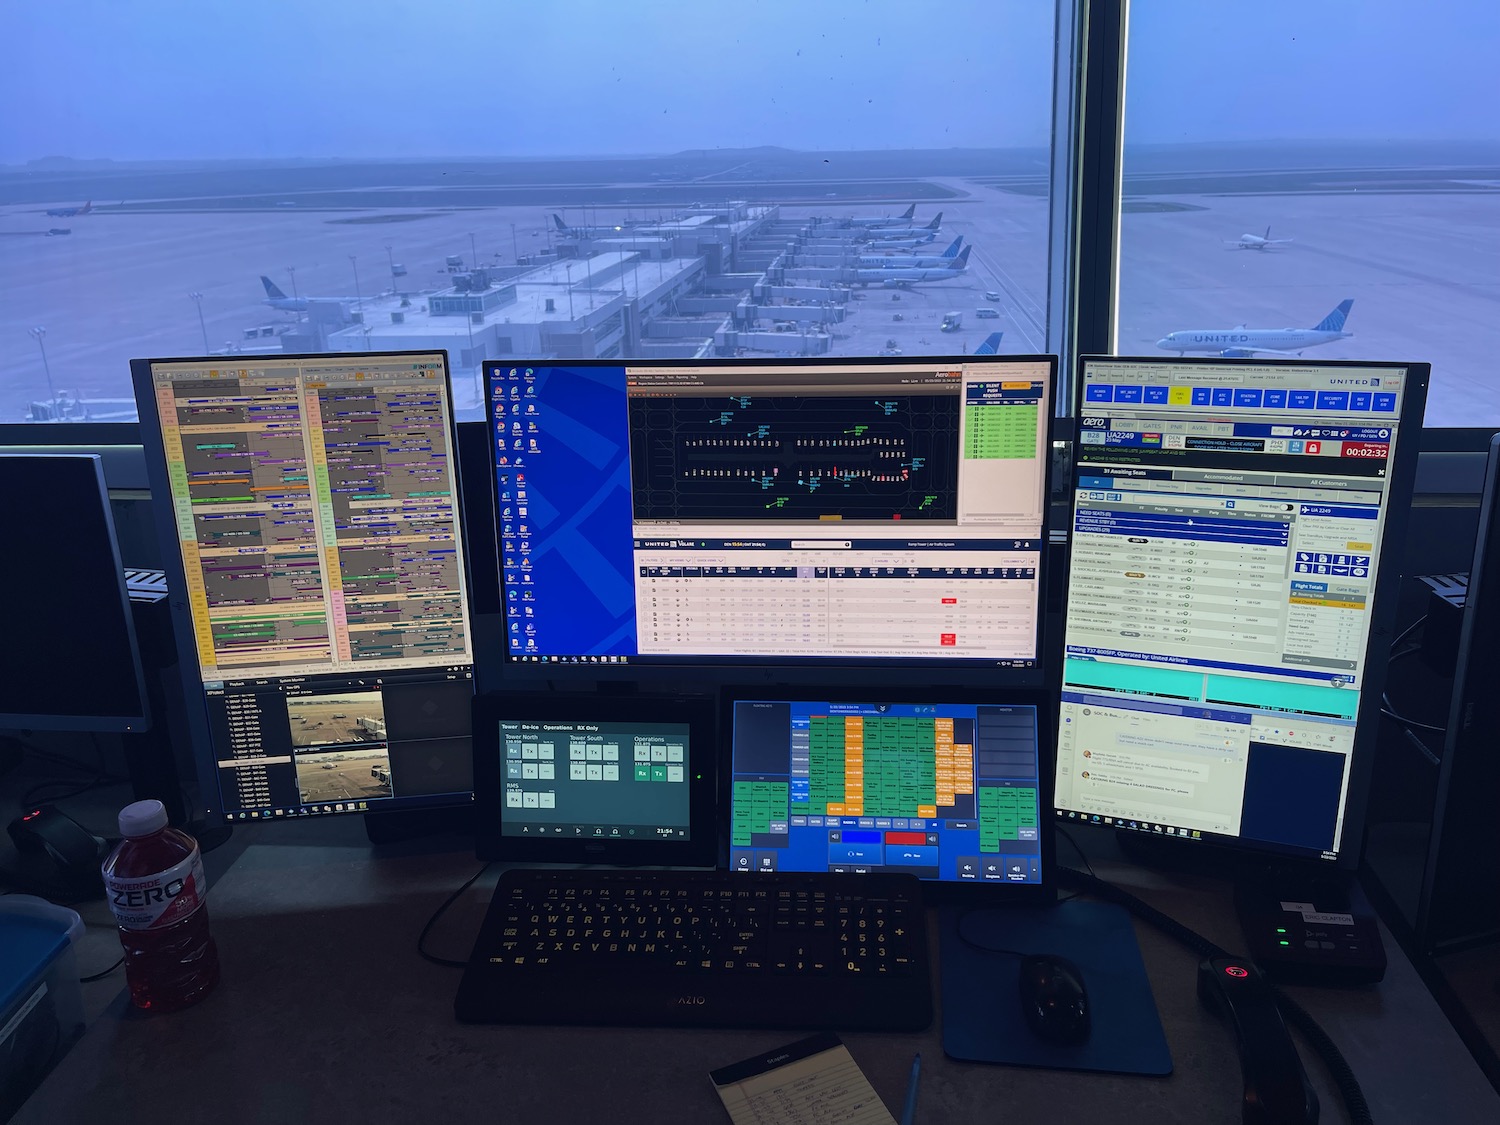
[1055,863,1372,1125]
[417,860,494,968]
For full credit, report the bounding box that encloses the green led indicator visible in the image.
[1279,940,1291,946]
[1275,927,1287,933]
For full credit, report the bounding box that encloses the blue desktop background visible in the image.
[492,363,638,659]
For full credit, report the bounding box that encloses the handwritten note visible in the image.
[710,1032,898,1125]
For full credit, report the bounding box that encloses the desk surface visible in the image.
[15,819,1500,1125]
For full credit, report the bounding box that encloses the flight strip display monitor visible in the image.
[1054,358,1429,864]
[132,351,476,823]
[729,698,1043,884]
[486,357,1056,674]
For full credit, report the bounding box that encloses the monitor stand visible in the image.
[1115,830,1387,985]
[363,803,474,846]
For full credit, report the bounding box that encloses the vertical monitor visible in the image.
[0,454,149,732]
[132,352,475,824]
[1054,357,1429,865]
[1421,433,1500,948]
[487,357,1056,681]
[728,691,1048,893]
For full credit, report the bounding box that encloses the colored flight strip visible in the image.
[302,381,351,662]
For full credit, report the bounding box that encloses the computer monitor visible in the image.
[131,352,476,825]
[0,454,149,732]
[485,356,1056,684]
[727,689,1051,898]
[1414,432,1500,951]
[1053,357,1429,868]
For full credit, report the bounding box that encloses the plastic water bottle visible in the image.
[101,799,220,1012]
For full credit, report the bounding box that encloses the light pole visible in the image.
[28,326,59,421]
[511,223,519,262]
[565,263,575,320]
[189,292,209,353]
[286,266,299,299]
[469,232,479,270]
[348,255,363,315]
[385,244,398,294]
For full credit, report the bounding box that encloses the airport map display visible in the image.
[492,358,1053,669]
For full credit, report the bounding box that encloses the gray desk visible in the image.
[15,821,1500,1125]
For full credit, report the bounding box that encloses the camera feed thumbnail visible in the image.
[296,747,395,804]
[286,691,387,749]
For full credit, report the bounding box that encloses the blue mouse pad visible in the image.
[940,899,1172,1075]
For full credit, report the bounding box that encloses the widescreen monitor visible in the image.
[1054,357,1429,867]
[485,356,1056,684]
[131,352,475,824]
[0,454,149,732]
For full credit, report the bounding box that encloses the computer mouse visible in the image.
[6,804,109,892]
[1018,953,1091,1045]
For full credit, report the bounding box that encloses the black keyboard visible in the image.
[455,868,932,1031]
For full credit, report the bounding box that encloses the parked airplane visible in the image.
[973,331,1004,355]
[842,203,918,228]
[860,233,936,250]
[260,276,356,312]
[1227,225,1293,251]
[856,236,963,268]
[552,213,625,237]
[44,201,91,217]
[1156,299,1354,358]
[854,246,970,287]
[862,213,943,242]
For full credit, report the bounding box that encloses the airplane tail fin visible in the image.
[1264,226,1271,240]
[948,246,971,269]
[1313,299,1354,333]
[941,236,963,258]
[261,275,288,301]
[926,212,943,230]
[974,332,1004,355]
[900,204,915,220]
[553,214,569,232]
[80,202,92,215]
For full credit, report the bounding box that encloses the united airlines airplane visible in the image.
[1156,299,1354,358]
[855,236,963,268]
[853,246,970,287]
[842,203,918,228]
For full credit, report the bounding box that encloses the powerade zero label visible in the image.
[104,848,208,930]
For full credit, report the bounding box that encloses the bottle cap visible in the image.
[118,799,169,838]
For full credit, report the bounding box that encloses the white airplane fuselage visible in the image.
[1156,327,1351,354]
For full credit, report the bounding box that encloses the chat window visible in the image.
[1058,702,1250,835]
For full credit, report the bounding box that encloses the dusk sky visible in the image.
[2,0,1496,164]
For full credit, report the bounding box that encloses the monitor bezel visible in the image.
[722,684,1057,903]
[1055,354,1432,870]
[0,452,151,733]
[130,350,478,826]
[471,690,718,868]
[483,354,1060,689]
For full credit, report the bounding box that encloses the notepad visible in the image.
[710,1031,897,1125]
